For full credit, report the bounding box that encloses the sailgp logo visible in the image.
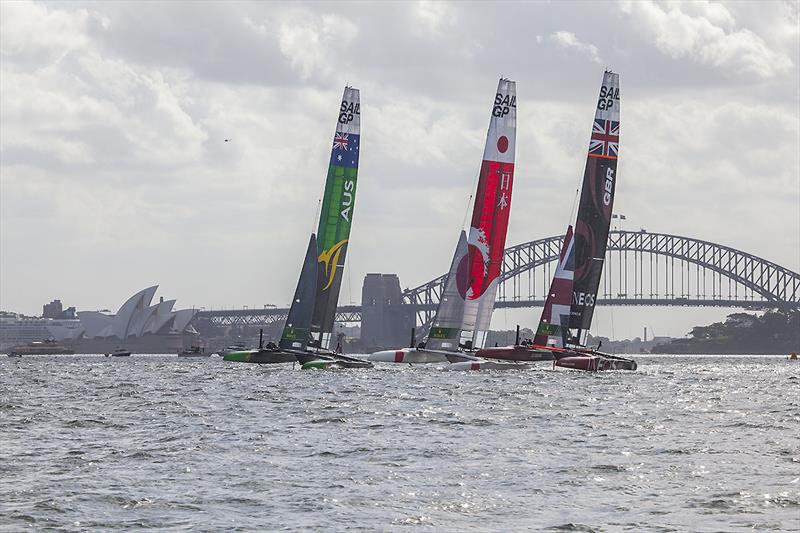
[492,93,516,117]
[318,240,347,291]
[338,100,360,124]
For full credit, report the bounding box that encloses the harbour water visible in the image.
[1,355,798,531]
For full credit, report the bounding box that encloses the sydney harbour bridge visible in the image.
[192,229,800,329]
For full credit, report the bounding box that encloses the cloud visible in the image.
[620,0,793,79]
[0,1,797,340]
[275,10,359,81]
[547,31,603,65]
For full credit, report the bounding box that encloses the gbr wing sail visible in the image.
[569,71,620,334]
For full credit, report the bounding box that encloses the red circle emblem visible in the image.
[497,135,509,153]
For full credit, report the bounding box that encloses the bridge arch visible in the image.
[403,230,800,326]
[195,230,799,329]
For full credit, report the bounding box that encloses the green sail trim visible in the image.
[312,86,361,339]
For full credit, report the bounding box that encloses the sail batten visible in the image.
[569,71,620,332]
[312,87,361,342]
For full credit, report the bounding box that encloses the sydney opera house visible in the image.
[78,286,195,340]
[0,286,198,353]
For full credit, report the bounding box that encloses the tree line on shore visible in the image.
[651,309,799,354]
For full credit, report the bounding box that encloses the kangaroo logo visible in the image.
[318,239,347,291]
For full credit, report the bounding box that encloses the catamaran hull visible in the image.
[555,354,637,372]
[301,358,373,369]
[474,345,557,362]
[223,350,298,364]
[368,348,478,364]
[368,348,448,363]
[294,351,374,368]
[449,360,535,371]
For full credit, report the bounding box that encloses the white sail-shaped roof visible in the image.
[145,299,176,334]
[170,309,196,334]
[128,303,159,338]
[76,287,197,339]
[113,285,157,339]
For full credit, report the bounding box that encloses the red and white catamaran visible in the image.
[369,78,518,365]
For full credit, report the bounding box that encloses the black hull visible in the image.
[249,350,299,364]
[556,347,637,371]
[294,351,373,368]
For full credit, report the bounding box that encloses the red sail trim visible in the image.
[534,225,575,347]
[463,161,515,300]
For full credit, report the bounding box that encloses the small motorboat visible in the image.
[178,346,209,358]
[217,342,247,357]
[107,348,132,357]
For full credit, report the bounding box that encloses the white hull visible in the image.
[368,348,448,363]
[448,360,535,371]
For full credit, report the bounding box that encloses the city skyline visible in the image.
[1,1,798,339]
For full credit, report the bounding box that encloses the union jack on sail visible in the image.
[588,119,619,158]
[332,132,350,151]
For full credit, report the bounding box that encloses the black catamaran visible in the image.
[554,70,636,371]
[224,87,371,368]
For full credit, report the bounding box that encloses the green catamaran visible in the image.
[225,87,370,367]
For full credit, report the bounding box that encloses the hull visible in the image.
[368,347,477,364]
[10,345,75,356]
[368,348,448,364]
[555,353,637,372]
[294,351,373,368]
[301,358,373,370]
[223,349,297,364]
[475,345,558,362]
[449,360,534,371]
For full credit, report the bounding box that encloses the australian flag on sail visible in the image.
[329,132,360,169]
[588,119,619,158]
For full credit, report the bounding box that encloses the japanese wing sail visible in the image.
[459,78,517,346]
[425,231,469,351]
[312,87,361,338]
[533,225,575,347]
[279,234,319,351]
[569,71,619,331]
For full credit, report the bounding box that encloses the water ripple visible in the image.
[0,354,797,531]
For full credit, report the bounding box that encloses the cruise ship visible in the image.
[0,312,83,352]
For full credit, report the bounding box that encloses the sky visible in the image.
[1,0,798,339]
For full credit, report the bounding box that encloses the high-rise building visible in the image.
[42,299,63,319]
